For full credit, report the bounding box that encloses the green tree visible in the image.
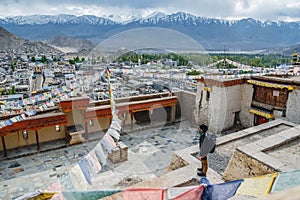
[31,56,36,62]
[187,70,202,75]
[9,86,16,94]
[11,62,15,72]
[41,55,47,63]
[74,56,80,63]
[69,59,75,64]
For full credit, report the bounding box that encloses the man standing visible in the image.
[197,124,209,177]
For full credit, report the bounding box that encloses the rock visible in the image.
[8,162,21,168]
[167,153,188,172]
[13,168,24,174]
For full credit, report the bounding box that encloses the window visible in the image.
[23,130,28,141]
[89,120,94,126]
[55,125,60,132]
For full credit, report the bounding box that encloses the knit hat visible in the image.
[199,124,208,133]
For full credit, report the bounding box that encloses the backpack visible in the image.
[207,133,216,154]
[199,132,217,157]
[210,144,216,153]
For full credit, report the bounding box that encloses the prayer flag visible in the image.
[69,164,88,191]
[110,119,122,131]
[237,173,277,197]
[202,179,243,200]
[93,143,107,166]
[107,128,120,141]
[46,181,63,200]
[88,150,102,173]
[62,190,121,200]
[270,170,300,193]
[124,188,164,200]
[78,159,92,185]
[168,185,204,200]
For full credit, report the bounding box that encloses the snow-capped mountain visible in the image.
[1,14,117,25]
[1,12,300,51]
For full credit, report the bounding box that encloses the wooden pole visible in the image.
[85,121,89,141]
[130,111,133,130]
[65,125,69,144]
[35,130,40,150]
[1,136,7,157]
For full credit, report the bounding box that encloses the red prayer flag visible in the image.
[124,188,164,200]
[46,181,63,200]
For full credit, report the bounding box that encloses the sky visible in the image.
[0,0,300,22]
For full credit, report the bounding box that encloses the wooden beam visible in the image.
[64,125,69,144]
[1,136,7,157]
[130,111,133,130]
[35,130,40,150]
[85,121,88,141]
[85,97,177,119]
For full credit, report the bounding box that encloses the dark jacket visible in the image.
[199,132,206,150]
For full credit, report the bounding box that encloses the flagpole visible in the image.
[106,67,119,145]
[106,68,114,110]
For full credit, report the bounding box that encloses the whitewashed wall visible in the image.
[286,88,300,124]
[240,84,254,127]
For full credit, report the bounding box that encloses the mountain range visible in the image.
[1,12,300,52]
[0,26,60,54]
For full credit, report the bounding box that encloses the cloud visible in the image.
[0,0,299,21]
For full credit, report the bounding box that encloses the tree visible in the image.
[11,62,15,72]
[1,89,9,95]
[41,55,47,63]
[74,56,80,63]
[31,56,36,62]
[187,70,202,75]
[9,86,16,94]
[69,59,75,64]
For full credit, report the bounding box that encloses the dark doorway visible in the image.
[254,115,269,126]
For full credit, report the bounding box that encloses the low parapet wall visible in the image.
[223,124,300,181]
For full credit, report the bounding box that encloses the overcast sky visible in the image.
[1,0,300,22]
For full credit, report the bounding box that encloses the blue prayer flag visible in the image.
[202,179,243,200]
[78,159,92,185]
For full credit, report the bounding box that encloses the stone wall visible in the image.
[174,90,196,123]
[167,153,189,172]
[209,84,243,133]
[286,88,300,124]
[195,83,209,126]
[195,79,252,134]
[240,84,254,128]
[0,126,66,151]
[223,149,277,181]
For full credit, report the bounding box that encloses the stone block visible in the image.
[229,130,250,140]
[167,153,188,172]
[119,142,128,162]
[252,151,285,170]
[237,143,263,156]
[13,168,24,174]
[69,132,85,145]
[254,135,286,150]
[108,142,128,164]
[277,128,300,140]
[108,147,121,163]
[216,135,233,145]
